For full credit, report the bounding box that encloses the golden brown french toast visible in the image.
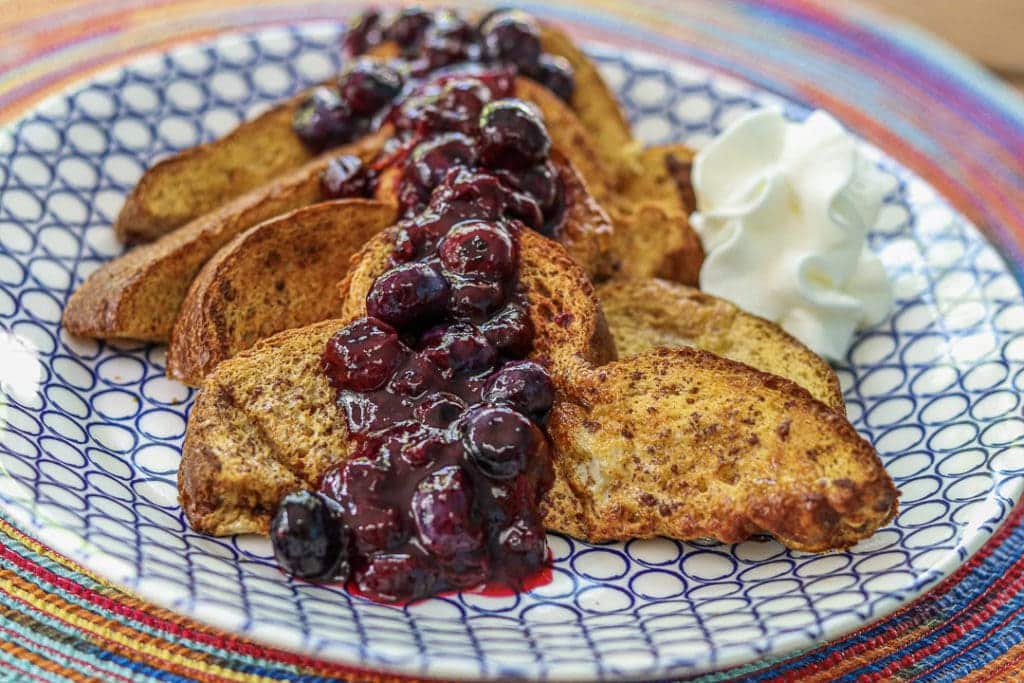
[180,228,613,534]
[64,73,677,346]
[537,22,635,176]
[115,20,631,245]
[180,230,896,551]
[165,200,398,386]
[115,98,314,244]
[62,131,391,342]
[544,348,896,552]
[607,144,701,283]
[168,155,614,386]
[597,278,844,410]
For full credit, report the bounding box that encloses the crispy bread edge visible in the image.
[166,199,399,385]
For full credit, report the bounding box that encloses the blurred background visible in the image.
[861,0,1024,93]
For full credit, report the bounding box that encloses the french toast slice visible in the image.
[115,20,630,244]
[165,200,397,386]
[181,230,896,551]
[167,156,613,385]
[62,131,391,342]
[180,228,613,534]
[544,348,897,551]
[536,22,634,177]
[597,278,844,410]
[607,144,701,283]
[64,75,664,345]
[114,98,315,244]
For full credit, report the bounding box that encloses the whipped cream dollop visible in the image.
[690,108,891,361]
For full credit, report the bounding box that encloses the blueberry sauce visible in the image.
[294,6,575,159]
[271,30,571,601]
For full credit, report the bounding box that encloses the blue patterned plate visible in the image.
[1,24,1022,681]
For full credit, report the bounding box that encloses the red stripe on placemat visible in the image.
[0,623,135,683]
[0,584,241,683]
[906,592,1024,680]
[758,502,1024,681]
[0,540,422,681]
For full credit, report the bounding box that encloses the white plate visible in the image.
[1,23,1023,681]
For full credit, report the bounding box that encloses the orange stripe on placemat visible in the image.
[0,568,252,683]
[0,634,87,683]
[0,622,135,683]
[963,637,1024,682]
[0,519,425,682]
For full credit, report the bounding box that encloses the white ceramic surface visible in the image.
[1,23,1022,681]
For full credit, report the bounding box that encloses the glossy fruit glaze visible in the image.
[294,6,575,157]
[270,8,573,603]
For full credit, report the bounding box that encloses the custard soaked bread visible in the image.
[181,230,897,550]
[168,155,614,386]
[115,17,634,244]
[165,200,397,385]
[544,349,895,551]
[64,73,697,346]
[114,98,315,244]
[181,228,614,534]
[63,131,391,342]
[597,278,844,410]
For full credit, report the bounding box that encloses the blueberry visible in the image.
[321,154,369,199]
[423,323,498,374]
[339,59,403,115]
[408,132,479,192]
[534,54,575,102]
[357,552,437,603]
[387,352,441,397]
[270,491,350,581]
[479,99,551,169]
[438,220,516,279]
[426,10,475,45]
[412,465,484,556]
[496,161,560,215]
[375,420,447,467]
[292,87,355,149]
[427,169,542,229]
[426,78,493,135]
[366,262,450,328]
[334,453,391,505]
[342,9,383,58]
[461,405,540,479]
[322,317,408,391]
[386,7,434,49]
[414,392,467,428]
[448,277,507,320]
[350,504,405,553]
[480,303,534,356]
[483,360,554,422]
[498,518,548,568]
[482,11,541,71]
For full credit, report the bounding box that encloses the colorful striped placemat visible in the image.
[2,1,1024,680]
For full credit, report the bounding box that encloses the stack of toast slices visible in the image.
[62,17,898,554]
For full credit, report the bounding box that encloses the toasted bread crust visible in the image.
[182,233,895,553]
[597,278,844,410]
[166,199,398,385]
[607,144,702,285]
[182,230,611,534]
[537,22,635,179]
[62,132,389,342]
[114,26,629,245]
[544,347,897,551]
[179,320,344,535]
[115,99,314,244]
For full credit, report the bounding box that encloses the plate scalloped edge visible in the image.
[1,22,1023,681]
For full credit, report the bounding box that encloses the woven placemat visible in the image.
[2,1,1024,680]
